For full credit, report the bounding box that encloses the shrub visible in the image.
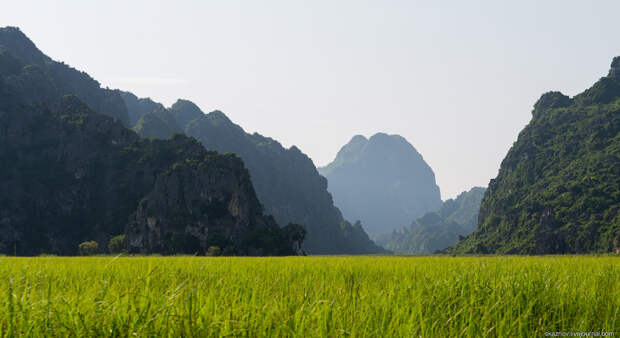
[206,246,221,257]
[108,235,126,254]
[78,241,99,256]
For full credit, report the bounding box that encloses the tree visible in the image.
[108,235,126,254]
[78,241,99,256]
[206,246,221,256]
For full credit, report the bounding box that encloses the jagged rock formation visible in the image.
[451,58,620,254]
[376,187,486,254]
[168,99,204,129]
[118,91,164,127]
[133,106,182,140]
[319,133,442,235]
[122,94,387,254]
[0,26,303,256]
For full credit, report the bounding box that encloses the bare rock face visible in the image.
[126,155,304,255]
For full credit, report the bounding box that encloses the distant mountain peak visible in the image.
[319,132,442,234]
[167,99,205,129]
[171,98,200,110]
[206,110,229,120]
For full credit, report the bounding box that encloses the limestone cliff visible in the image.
[0,26,303,256]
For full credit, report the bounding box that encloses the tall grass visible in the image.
[0,256,618,337]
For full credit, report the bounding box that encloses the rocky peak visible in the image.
[533,91,572,113]
[608,56,620,79]
[169,99,205,128]
[119,91,164,126]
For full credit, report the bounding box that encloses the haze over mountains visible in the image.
[121,94,386,254]
[0,25,618,256]
[319,133,442,235]
[376,187,486,254]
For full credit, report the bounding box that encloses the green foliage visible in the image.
[107,235,126,254]
[0,256,617,336]
[452,58,620,254]
[77,241,99,256]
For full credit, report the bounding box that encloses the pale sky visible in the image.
[2,1,619,199]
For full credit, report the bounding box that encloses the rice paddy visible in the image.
[0,255,618,337]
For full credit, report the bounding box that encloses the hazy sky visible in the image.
[2,1,619,199]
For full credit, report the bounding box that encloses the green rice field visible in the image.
[0,256,618,337]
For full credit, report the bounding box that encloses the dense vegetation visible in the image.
[376,187,486,254]
[319,133,442,235]
[0,256,617,336]
[452,58,620,254]
[122,96,386,254]
[0,27,302,256]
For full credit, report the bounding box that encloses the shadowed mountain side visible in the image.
[133,106,182,140]
[0,26,303,256]
[118,91,164,127]
[120,90,387,254]
[181,111,387,254]
[439,186,487,233]
[319,133,442,235]
[0,27,129,126]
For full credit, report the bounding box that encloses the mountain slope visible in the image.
[118,91,164,127]
[0,27,303,256]
[120,92,386,254]
[438,187,487,232]
[0,27,129,126]
[181,111,386,254]
[376,187,486,254]
[319,133,442,235]
[451,58,620,254]
[133,106,182,140]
